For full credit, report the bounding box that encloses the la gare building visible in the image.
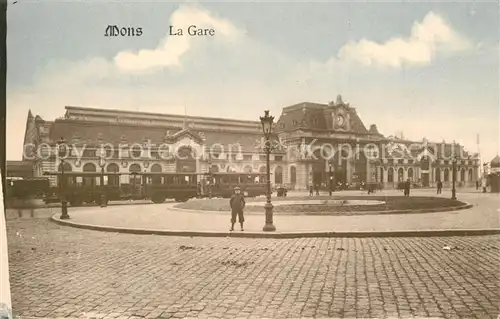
[21,95,480,190]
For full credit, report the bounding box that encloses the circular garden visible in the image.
[174,196,470,216]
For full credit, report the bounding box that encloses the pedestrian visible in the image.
[476,180,479,190]
[315,184,320,196]
[309,185,313,196]
[230,186,245,231]
[404,178,411,196]
[437,180,442,194]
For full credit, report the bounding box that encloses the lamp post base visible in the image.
[262,202,276,232]
[451,189,457,200]
[60,201,70,219]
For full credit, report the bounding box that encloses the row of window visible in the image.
[379,167,475,183]
[58,149,284,161]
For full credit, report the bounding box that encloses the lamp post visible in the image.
[99,154,107,207]
[260,110,276,232]
[451,156,457,200]
[328,162,333,196]
[57,137,70,219]
[208,152,212,199]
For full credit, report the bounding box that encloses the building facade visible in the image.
[21,96,480,190]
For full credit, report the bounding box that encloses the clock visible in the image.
[336,115,345,126]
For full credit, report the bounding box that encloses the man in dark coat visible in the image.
[404,179,411,196]
[230,186,246,231]
[437,180,443,194]
[309,185,314,196]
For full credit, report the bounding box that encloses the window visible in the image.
[388,167,394,183]
[259,155,266,161]
[131,146,142,158]
[83,149,96,157]
[274,166,283,184]
[279,123,285,129]
[274,156,283,161]
[312,117,318,125]
[243,155,253,161]
[398,159,404,164]
[290,166,297,184]
[292,120,298,126]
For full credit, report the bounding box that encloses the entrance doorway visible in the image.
[422,173,429,187]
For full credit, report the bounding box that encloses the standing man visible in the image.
[404,178,411,196]
[437,180,442,194]
[230,186,246,231]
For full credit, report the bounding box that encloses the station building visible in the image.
[20,95,480,190]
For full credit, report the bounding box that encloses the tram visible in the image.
[201,172,268,198]
[43,171,200,205]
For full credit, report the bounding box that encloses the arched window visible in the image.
[290,166,297,184]
[177,146,194,160]
[129,163,141,185]
[398,167,404,182]
[275,166,283,184]
[130,145,142,158]
[388,167,394,183]
[379,167,384,182]
[82,163,97,186]
[150,164,162,184]
[106,163,120,186]
[408,168,414,181]
[468,168,473,181]
[243,165,252,173]
[435,167,441,181]
[460,168,466,182]
[444,168,449,182]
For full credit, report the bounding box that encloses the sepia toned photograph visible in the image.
[1,1,499,318]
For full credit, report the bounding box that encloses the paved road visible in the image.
[45,189,500,233]
[7,217,500,318]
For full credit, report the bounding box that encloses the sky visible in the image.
[6,0,500,162]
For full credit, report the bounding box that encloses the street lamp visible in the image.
[328,162,333,196]
[260,110,276,232]
[99,152,107,207]
[451,156,457,200]
[57,137,70,219]
[207,152,213,199]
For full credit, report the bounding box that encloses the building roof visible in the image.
[276,99,370,135]
[48,119,282,154]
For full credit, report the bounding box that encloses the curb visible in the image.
[169,204,474,216]
[51,215,500,238]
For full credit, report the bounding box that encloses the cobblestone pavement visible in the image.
[47,190,500,233]
[7,218,500,318]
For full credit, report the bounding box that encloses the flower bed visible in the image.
[175,196,467,215]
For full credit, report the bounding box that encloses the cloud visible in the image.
[114,4,243,73]
[336,12,470,68]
